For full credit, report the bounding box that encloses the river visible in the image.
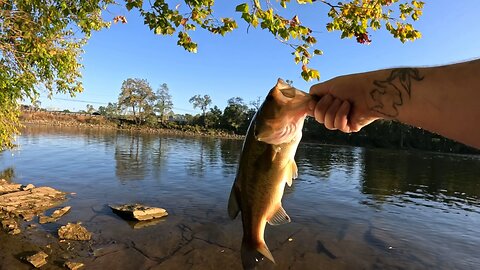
[1,124,479,269]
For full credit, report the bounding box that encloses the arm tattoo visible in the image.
[369,68,424,117]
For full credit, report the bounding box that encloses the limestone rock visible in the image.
[39,206,71,224]
[1,218,21,235]
[26,251,48,268]
[21,184,35,191]
[64,261,84,270]
[58,223,92,241]
[38,215,57,224]
[109,203,168,221]
[0,185,66,218]
[51,206,71,219]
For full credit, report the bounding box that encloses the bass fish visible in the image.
[228,79,314,269]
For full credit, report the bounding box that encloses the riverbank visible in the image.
[20,111,244,140]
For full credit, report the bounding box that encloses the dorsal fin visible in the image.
[267,205,291,226]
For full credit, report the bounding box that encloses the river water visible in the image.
[1,125,479,269]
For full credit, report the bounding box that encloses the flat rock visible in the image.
[26,251,48,268]
[38,215,57,224]
[51,206,71,219]
[0,183,22,194]
[58,223,92,241]
[109,203,168,221]
[64,261,84,270]
[39,206,72,224]
[0,185,66,218]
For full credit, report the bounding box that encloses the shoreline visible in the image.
[20,119,245,141]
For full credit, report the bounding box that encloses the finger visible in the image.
[324,98,342,130]
[309,82,330,96]
[334,100,351,132]
[313,94,334,124]
[307,99,317,117]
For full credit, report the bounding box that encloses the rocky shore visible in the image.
[0,178,172,269]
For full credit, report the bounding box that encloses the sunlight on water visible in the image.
[1,125,479,269]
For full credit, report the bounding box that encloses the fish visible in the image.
[228,78,314,269]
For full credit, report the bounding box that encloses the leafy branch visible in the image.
[126,0,424,81]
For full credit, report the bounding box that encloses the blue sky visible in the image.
[38,0,480,114]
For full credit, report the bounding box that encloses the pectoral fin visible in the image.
[267,205,291,225]
[286,160,298,187]
[228,183,241,220]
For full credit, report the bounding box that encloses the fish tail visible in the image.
[241,237,275,269]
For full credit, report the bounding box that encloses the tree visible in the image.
[0,0,113,149]
[86,104,95,114]
[98,103,118,116]
[189,94,212,126]
[249,96,263,111]
[222,97,249,134]
[204,105,223,129]
[154,83,173,122]
[118,78,155,124]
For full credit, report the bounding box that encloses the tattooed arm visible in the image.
[308,59,480,149]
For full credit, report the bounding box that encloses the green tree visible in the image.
[154,83,173,122]
[101,102,120,117]
[222,97,249,134]
[86,104,95,114]
[249,96,263,111]
[0,0,113,149]
[189,94,212,126]
[118,78,155,124]
[98,106,107,115]
[204,105,223,129]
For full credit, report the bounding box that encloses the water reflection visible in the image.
[114,135,149,181]
[0,167,15,182]
[1,125,480,269]
[360,149,480,211]
[219,139,242,176]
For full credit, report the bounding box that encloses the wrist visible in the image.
[363,68,427,122]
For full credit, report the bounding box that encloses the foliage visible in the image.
[98,102,120,117]
[86,104,95,114]
[0,0,113,149]
[126,0,423,81]
[221,97,250,133]
[249,96,263,111]
[154,83,173,121]
[118,78,155,124]
[204,105,222,128]
[189,94,212,125]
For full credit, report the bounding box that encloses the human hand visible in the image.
[308,73,383,133]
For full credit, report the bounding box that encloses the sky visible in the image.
[37,0,480,114]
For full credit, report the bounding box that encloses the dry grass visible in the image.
[20,111,111,126]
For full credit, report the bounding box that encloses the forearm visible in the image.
[365,60,480,148]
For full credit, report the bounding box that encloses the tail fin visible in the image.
[241,238,275,269]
